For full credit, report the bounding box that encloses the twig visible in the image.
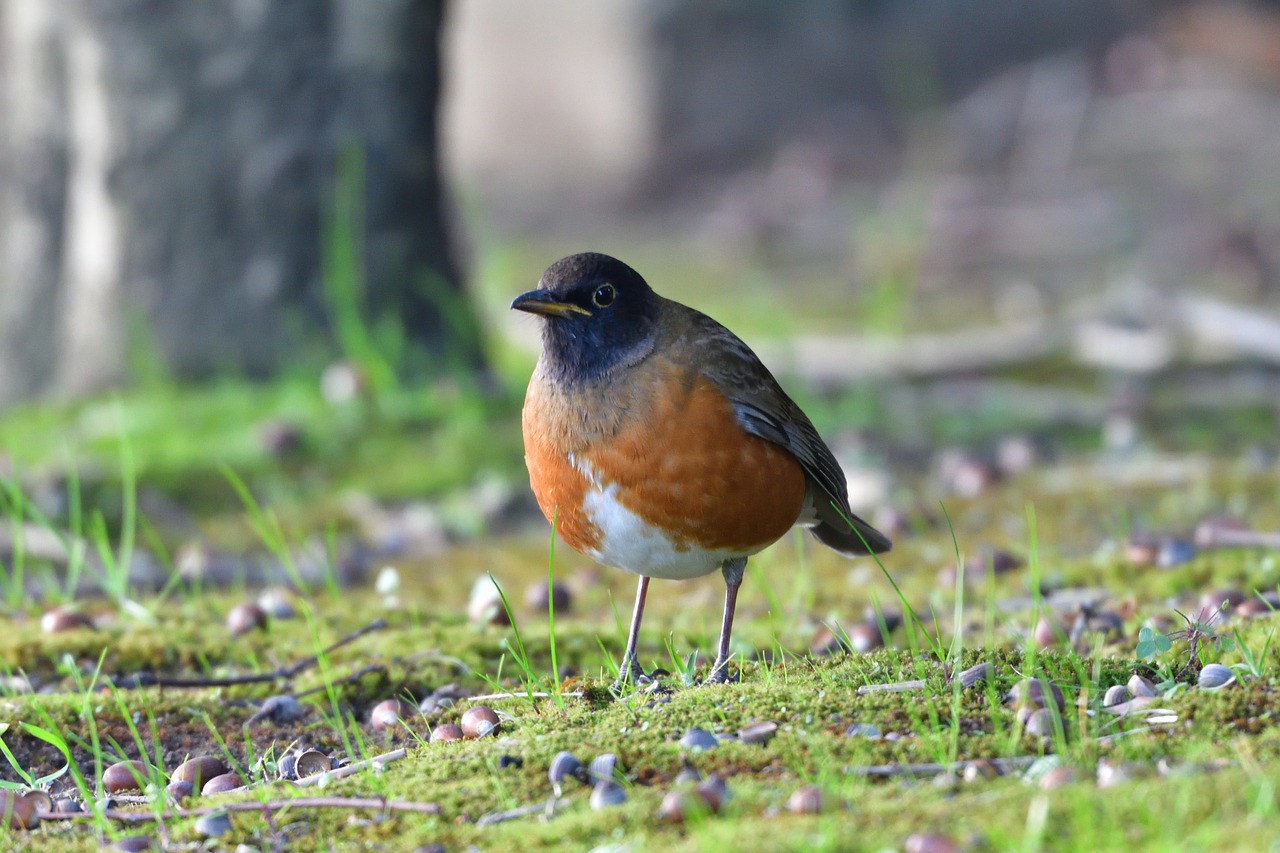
[38,796,440,824]
[467,691,584,702]
[476,797,566,827]
[110,619,389,690]
[856,679,927,695]
[851,755,1040,778]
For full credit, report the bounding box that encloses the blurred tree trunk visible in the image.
[0,0,476,406]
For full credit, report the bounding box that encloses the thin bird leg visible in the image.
[706,557,746,684]
[612,575,650,693]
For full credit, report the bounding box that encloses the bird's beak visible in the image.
[510,288,592,319]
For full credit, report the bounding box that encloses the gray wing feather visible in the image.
[683,309,891,555]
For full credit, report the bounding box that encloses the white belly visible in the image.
[579,478,762,580]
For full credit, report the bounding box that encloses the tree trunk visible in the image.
[0,0,475,406]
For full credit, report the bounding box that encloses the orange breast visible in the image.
[522,357,806,564]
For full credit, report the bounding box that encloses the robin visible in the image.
[512,252,891,686]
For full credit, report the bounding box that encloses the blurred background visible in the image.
[2,0,1280,590]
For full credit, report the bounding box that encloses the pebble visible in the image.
[171,756,228,789]
[589,780,627,809]
[103,760,150,794]
[678,727,719,751]
[195,811,233,838]
[460,706,500,739]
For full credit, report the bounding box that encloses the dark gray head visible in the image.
[510,253,660,383]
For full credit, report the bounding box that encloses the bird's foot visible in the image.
[703,659,740,685]
[609,665,652,697]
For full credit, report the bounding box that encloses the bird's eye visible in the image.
[592,284,616,308]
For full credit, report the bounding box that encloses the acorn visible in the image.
[103,760,150,794]
[524,579,573,613]
[226,603,267,637]
[460,706,500,739]
[201,773,244,795]
[40,607,95,634]
[787,784,825,814]
[368,698,411,731]
[294,750,332,778]
[0,790,37,830]
[429,724,464,743]
[172,756,228,790]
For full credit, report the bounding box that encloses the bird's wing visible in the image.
[684,309,891,555]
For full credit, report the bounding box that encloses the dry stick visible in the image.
[39,797,441,825]
[476,798,567,827]
[468,691,584,702]
[111,619,389,690]
[856,679,927,695]
[852,755,1040,778]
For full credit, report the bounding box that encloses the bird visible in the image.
[512,252,891,687]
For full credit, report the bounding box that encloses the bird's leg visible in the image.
[705,557,746,684]
[611,575,651,694]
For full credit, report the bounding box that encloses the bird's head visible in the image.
[511,253,660,383]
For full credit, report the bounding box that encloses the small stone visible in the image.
[369,698,411,731]
[19,790,50,815]
[787,784,824,814]
[694,774,728,812]
[1006,678,1065,713]
[165,781,194,801]
[1038,766,1079,789]
[497,755,523,770]
[103,760,150,794]
[429,724,464,743]
[460,706,500,739]
[673,764,702,785]
[678,727,719,752]
[1198,588,1245,617]
[1126,674,1157,698]
[201,773,243,795]
[226,603,267,637]
[589,780,627,809]
[257,587,299,619]
[588,753,618,785]
[111,836,158,851]
[956,662,992,689]
[418,683,472,717]
[1156,539,1196,568]
[548,752,586,791]
[656,790,698,824]
[1096,761,1131,788]
[844,722,882,739]
[1102,684,1131,707]
[524,579,573,613]
[252,694,305,725]
[194,811,233,838]
[1198,663,1236,689]
[962,759,1002,782]
[905,832,960,853]
[53,798,82,814]
[1023,707,1059,740]
[737,720,778,745]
